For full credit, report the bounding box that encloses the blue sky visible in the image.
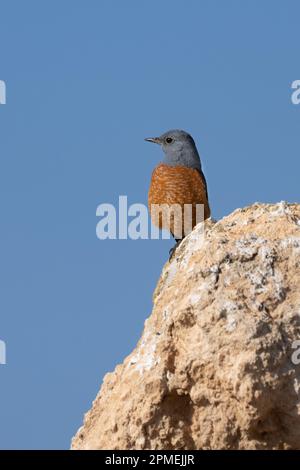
[0,0,299,449]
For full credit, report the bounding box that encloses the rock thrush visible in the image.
[146,129,210,257]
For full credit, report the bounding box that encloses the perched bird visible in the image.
[146,129,210,257]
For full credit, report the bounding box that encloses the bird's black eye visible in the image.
[165,137,173,144]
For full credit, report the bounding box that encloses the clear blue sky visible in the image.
[0,0,299,449]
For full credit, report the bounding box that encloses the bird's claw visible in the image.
[168,245,177,261]
[168,239,183,261]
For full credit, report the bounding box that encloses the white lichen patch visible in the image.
[178,222,206,268]
[226,314,237,332]
[293,378,300,395]
[221,300,238,314]
[269,201,291,217]
[128,330,160,374]
[233,236,267,262]
[280,236,300,251]
[273,269,285,301]
[164,260,178,287]
[188,292,202,306]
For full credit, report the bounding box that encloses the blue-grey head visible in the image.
[145,129,202,171]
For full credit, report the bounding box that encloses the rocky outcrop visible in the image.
[71,202,300,450]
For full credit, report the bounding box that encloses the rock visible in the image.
[71,202,300,450]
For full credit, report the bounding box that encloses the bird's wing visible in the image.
[196,168,209,202]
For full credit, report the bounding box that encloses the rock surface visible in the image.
[71,202,300,450]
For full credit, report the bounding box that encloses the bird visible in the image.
[145,129,210,258]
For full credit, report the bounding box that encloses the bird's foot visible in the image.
[168,239,183,261]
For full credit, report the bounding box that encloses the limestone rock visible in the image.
[72,202,300,450]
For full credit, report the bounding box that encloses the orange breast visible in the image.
[148,163,210,238]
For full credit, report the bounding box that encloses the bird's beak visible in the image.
[144,137,161,145]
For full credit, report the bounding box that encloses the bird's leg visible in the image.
[169,238,183,261]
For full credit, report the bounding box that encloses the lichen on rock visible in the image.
[71,202,300,450]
